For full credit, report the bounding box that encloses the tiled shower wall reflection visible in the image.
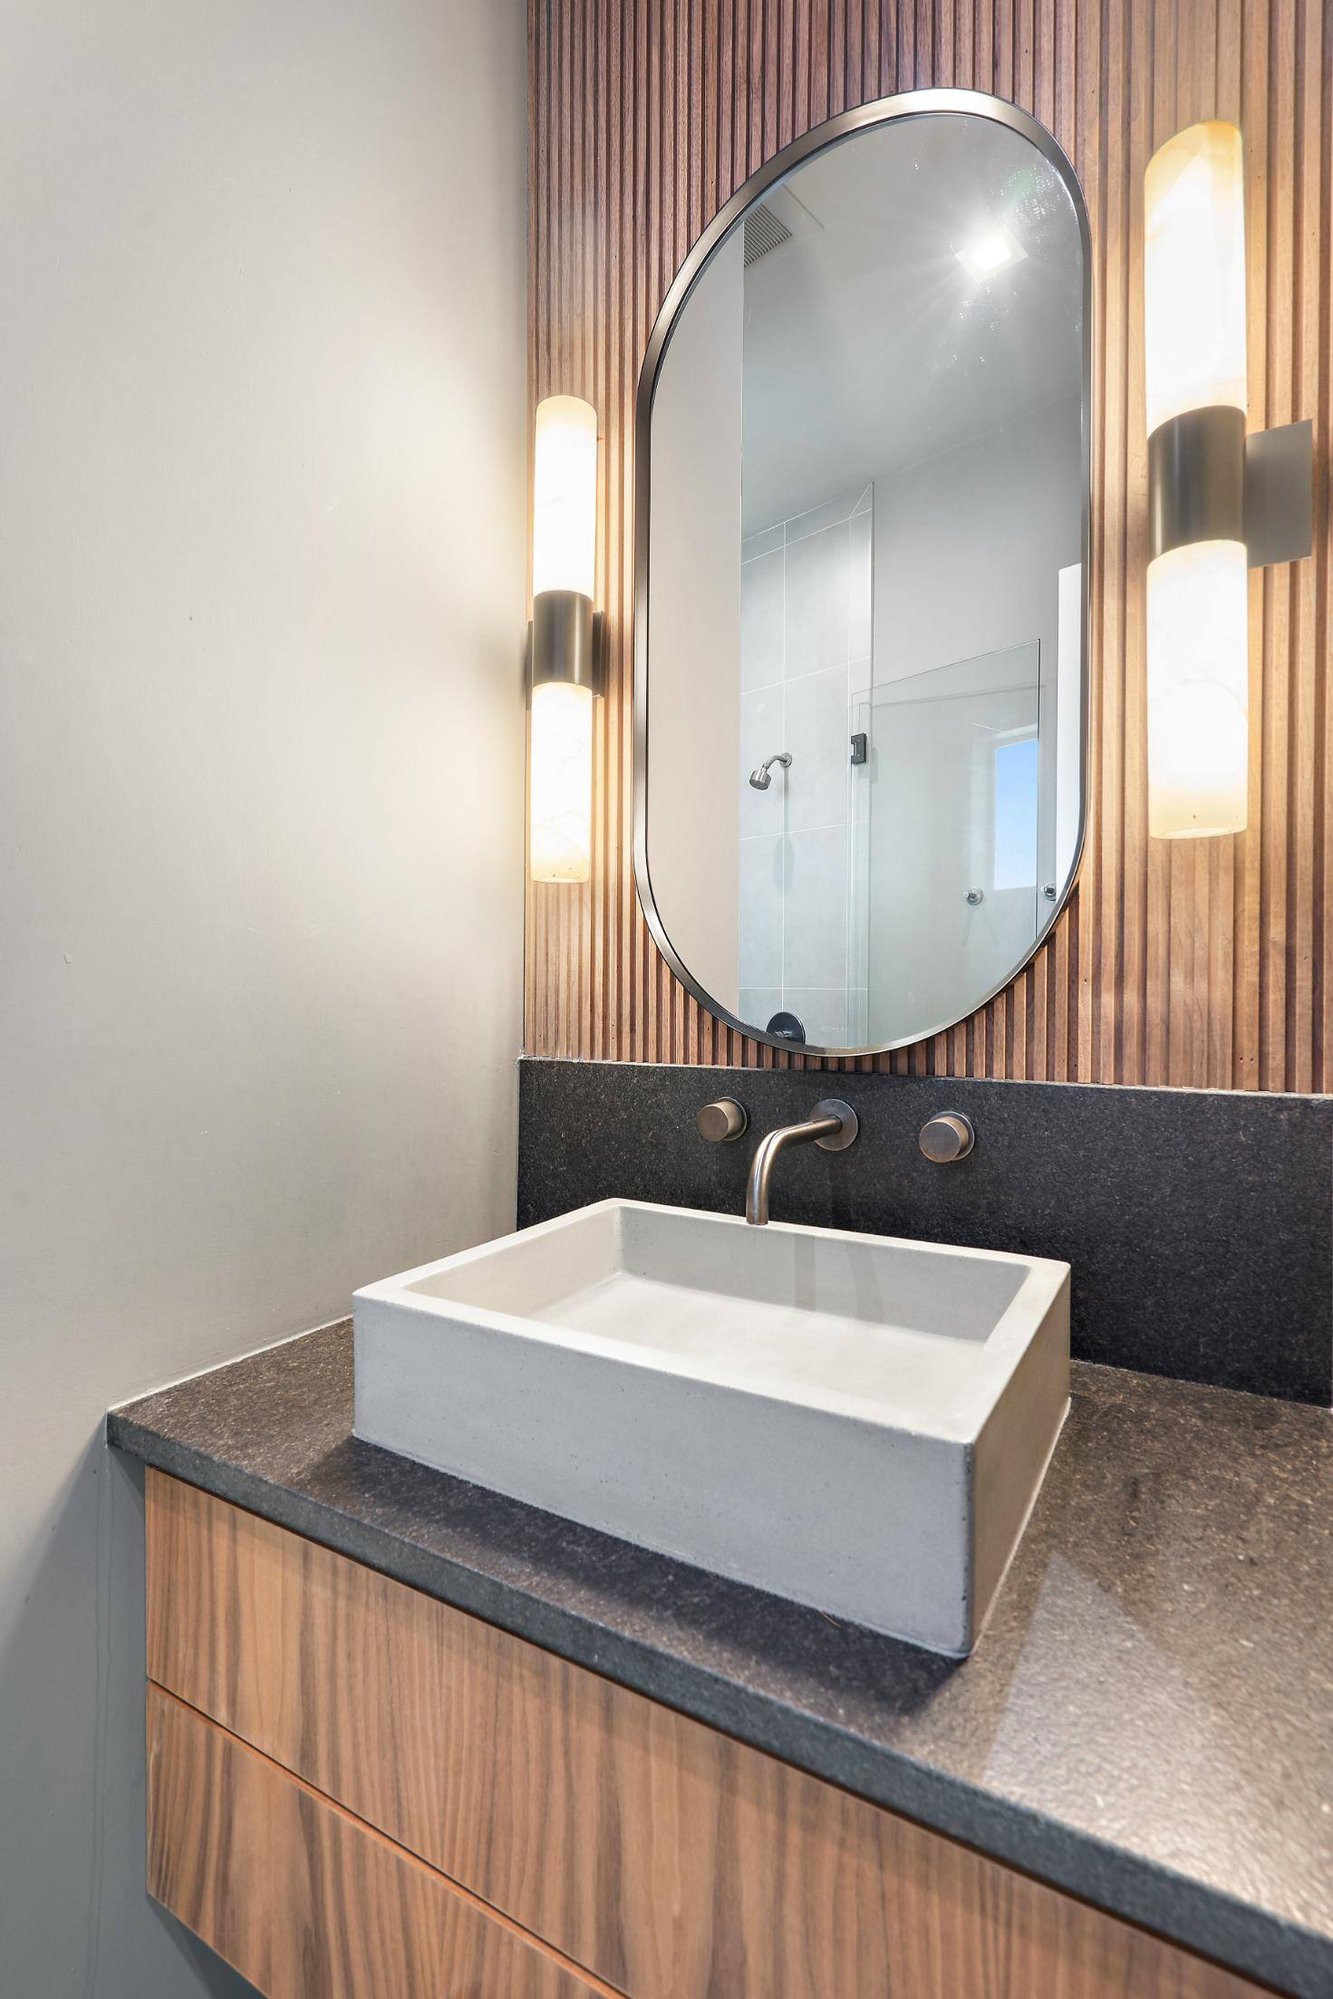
[739,486,872,1048]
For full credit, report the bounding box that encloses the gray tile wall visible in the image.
[739,487,873,1045]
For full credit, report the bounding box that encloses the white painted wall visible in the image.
[871,396,1081,692]
[647,235,743,1013]
[872,395,1081,878]
[0,3,527,1993]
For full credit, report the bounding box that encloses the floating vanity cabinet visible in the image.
[144,1470,1270,1999]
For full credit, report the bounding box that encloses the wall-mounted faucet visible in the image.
[745,1099,858,1225]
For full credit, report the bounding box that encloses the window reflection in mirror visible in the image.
[639,98,1088,1055]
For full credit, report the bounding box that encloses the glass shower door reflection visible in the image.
[850,643,1043,1049]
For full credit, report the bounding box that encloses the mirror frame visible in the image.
[632,87,1093,1059]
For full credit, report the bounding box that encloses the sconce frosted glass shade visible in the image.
[1144,121,1247,433]
[1146,539,1249,838]
[529,680,594,882]
[532,395,598,599]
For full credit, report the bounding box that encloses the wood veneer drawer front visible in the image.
[146,1471,1269,1999]
[146,1688,607,1999]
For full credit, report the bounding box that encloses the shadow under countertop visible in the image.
[110,1321,1333,1999]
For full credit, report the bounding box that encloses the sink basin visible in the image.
[353,1200,1070,1655]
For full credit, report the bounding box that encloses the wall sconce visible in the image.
[1144,121,1312,840]
[528,394,602,882]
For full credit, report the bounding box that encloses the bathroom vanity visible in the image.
[113,1315,1331,1999]
[143,1468,1258,1999]
[112,83,1329,1986]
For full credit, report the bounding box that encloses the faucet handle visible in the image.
[919,1111,975,1162]
[697,1098,748,1143]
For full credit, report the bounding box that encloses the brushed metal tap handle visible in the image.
[697,1098,748,1143]
[919,1112,975,1163]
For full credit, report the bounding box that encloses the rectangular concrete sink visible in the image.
[353,1200,1070,1655]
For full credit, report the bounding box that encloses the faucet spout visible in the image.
[744,1099,859,1224]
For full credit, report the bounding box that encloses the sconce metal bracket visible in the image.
[1148,406,1245,557]
[1244,419,1314,568]
[1149,408,1313,568]
[526,591,605,699]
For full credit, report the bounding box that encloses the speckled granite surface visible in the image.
[111,1322,1332,1996]
[518,1059,1333,1403]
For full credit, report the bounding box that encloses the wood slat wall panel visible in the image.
[527,0,1329,1089]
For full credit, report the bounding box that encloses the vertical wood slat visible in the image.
[527,0,1330,1091]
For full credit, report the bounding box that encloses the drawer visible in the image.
[146,1470,1270,1999]
[147,1687,608,1999]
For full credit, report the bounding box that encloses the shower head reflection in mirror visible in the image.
[748,751,792,791]
[635,88,1090,1058]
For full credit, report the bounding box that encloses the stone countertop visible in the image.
[109,1322,1332,1998]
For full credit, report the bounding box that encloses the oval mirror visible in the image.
[634,90,1090,1056]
